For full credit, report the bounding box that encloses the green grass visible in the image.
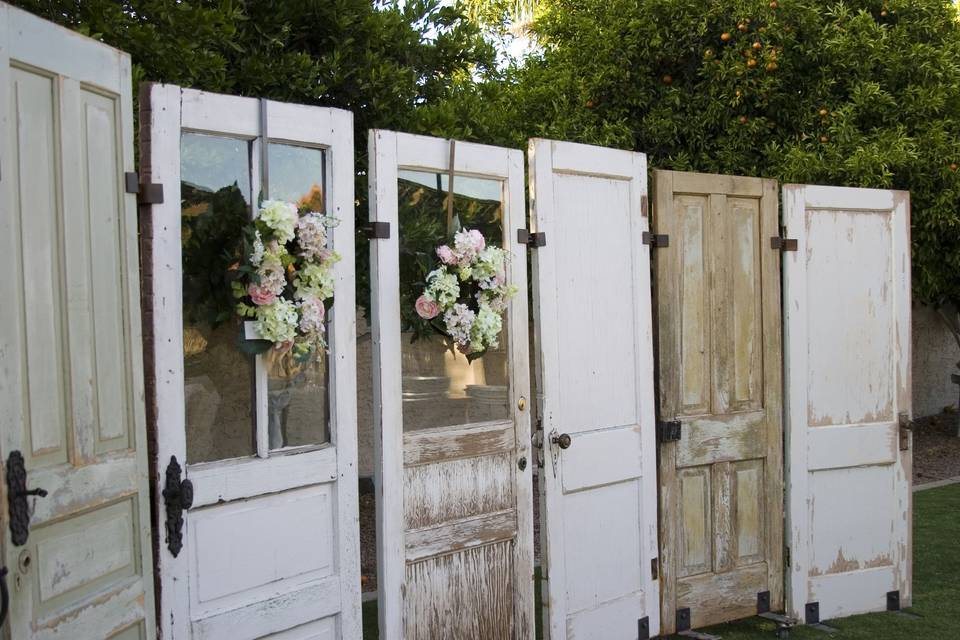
[361,484,960,639]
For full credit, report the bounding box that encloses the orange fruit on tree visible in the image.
[747,58,758,68]
[766,62,778,71]
[820,135,829,143]
[819,108,829,117]
[951,163,958,172]
[752,41,762,50]
[739,115,749,124]
[662,74,673,85]
[721,32,732,41]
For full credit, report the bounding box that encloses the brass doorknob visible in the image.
[551,433,572,450]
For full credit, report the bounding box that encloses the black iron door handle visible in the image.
[0,566,9,629]
[6,451,47,546]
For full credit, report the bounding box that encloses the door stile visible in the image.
[527,139,566,640]
[142,82,191,640]
[368,129,406,639]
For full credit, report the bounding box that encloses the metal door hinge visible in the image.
[365,221,391,239]
[657,419,682,443]
[676,607,692,632]
[124,171,164,204]
[785,545,791,567]
[650,557,660,580]
[898,413,913,451]
[163,456,194,558]
[517,229,546,248]
[642,231,669,248]
[757,591,771,614]
[638,616,650,640]
[805,601,820,624]
[770,236,798,251]
[887,590,901,611]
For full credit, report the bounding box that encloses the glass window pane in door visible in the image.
[181,133,255,463]
[397,170,511,432]
[265,142,329,450]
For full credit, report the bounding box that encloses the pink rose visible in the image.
[436,245,457,265]
[415,294,440,320]
[248,284,276,306]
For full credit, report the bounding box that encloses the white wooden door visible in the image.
[529,139,660,639]
[783,184,912,624]
[653,171,783,633]
[368,130,533,639]
[143,85,360,639]
[0,4,156,639]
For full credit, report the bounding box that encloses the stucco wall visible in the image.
[913,304,960,418]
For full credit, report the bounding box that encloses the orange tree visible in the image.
[430,1,960,329]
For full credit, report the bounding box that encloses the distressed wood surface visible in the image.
[654,171,783,634]
[370,130,533,640]
[146,85,360,639]
[0,6,156,638]
[783,184,912,623]
[530,139,660,639]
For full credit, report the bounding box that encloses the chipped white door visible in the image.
[0,4,156,639]
[369,130,533,639]
[783,184,911,624]
[653,171,783,633]
[143,85,360,639]
[529,139,660,639]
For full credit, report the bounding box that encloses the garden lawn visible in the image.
[361,484,960,639]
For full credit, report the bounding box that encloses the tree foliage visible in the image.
[442,0,960,313]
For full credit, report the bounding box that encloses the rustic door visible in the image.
[0,4,156,639]
[653,171,784,633]
[369,130,534,639]
[529,140,661,639]
[782,185,911,624]
[142,85,360,638]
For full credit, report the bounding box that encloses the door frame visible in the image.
[368,129,533,638]
[141,84,360,638]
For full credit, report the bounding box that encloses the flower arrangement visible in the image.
[233,200,340,362]
[414,228,517,361]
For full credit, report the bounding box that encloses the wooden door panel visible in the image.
[655,170,782,634]
[530,139,660,640]
[144,85,360,639]
[783,185,911,623]
[1,5,156,638]
[369,130,533,640]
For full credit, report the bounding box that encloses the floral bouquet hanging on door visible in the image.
[413,228,517,361]
[232,200,340,363]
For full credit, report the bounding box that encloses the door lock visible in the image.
[551,432,572,449]
[6,451,47,546]
[163,456,194,558]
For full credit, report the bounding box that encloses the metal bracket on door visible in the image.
[770,236,798,251]
[657,420,682,443]
[517,229,546,248]
[642,232,669,248]
[887,590,901,611]
[124,171,164,204]
[898,413,913,451]
[163,456,194,558]
[637,616,650,640]
[365,221,391,239]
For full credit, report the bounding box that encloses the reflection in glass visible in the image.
[181,133,255,463]
[398,170,510,431]
[266,142,329,449]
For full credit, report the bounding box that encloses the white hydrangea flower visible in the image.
[294,263,336,300]
[296,213,329,260]
[443,303,475,349]
[251,230,265,267]
[255,298,298,344]
[258,200,298,243]
[425,269,460,307]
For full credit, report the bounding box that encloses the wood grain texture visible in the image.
[783,184,911,623]
[653,171,783,633]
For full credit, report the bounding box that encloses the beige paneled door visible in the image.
[653,171,784,634]
[0,4,156,639]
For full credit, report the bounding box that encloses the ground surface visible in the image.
[360,483,960,639]
[914,409,960,485]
